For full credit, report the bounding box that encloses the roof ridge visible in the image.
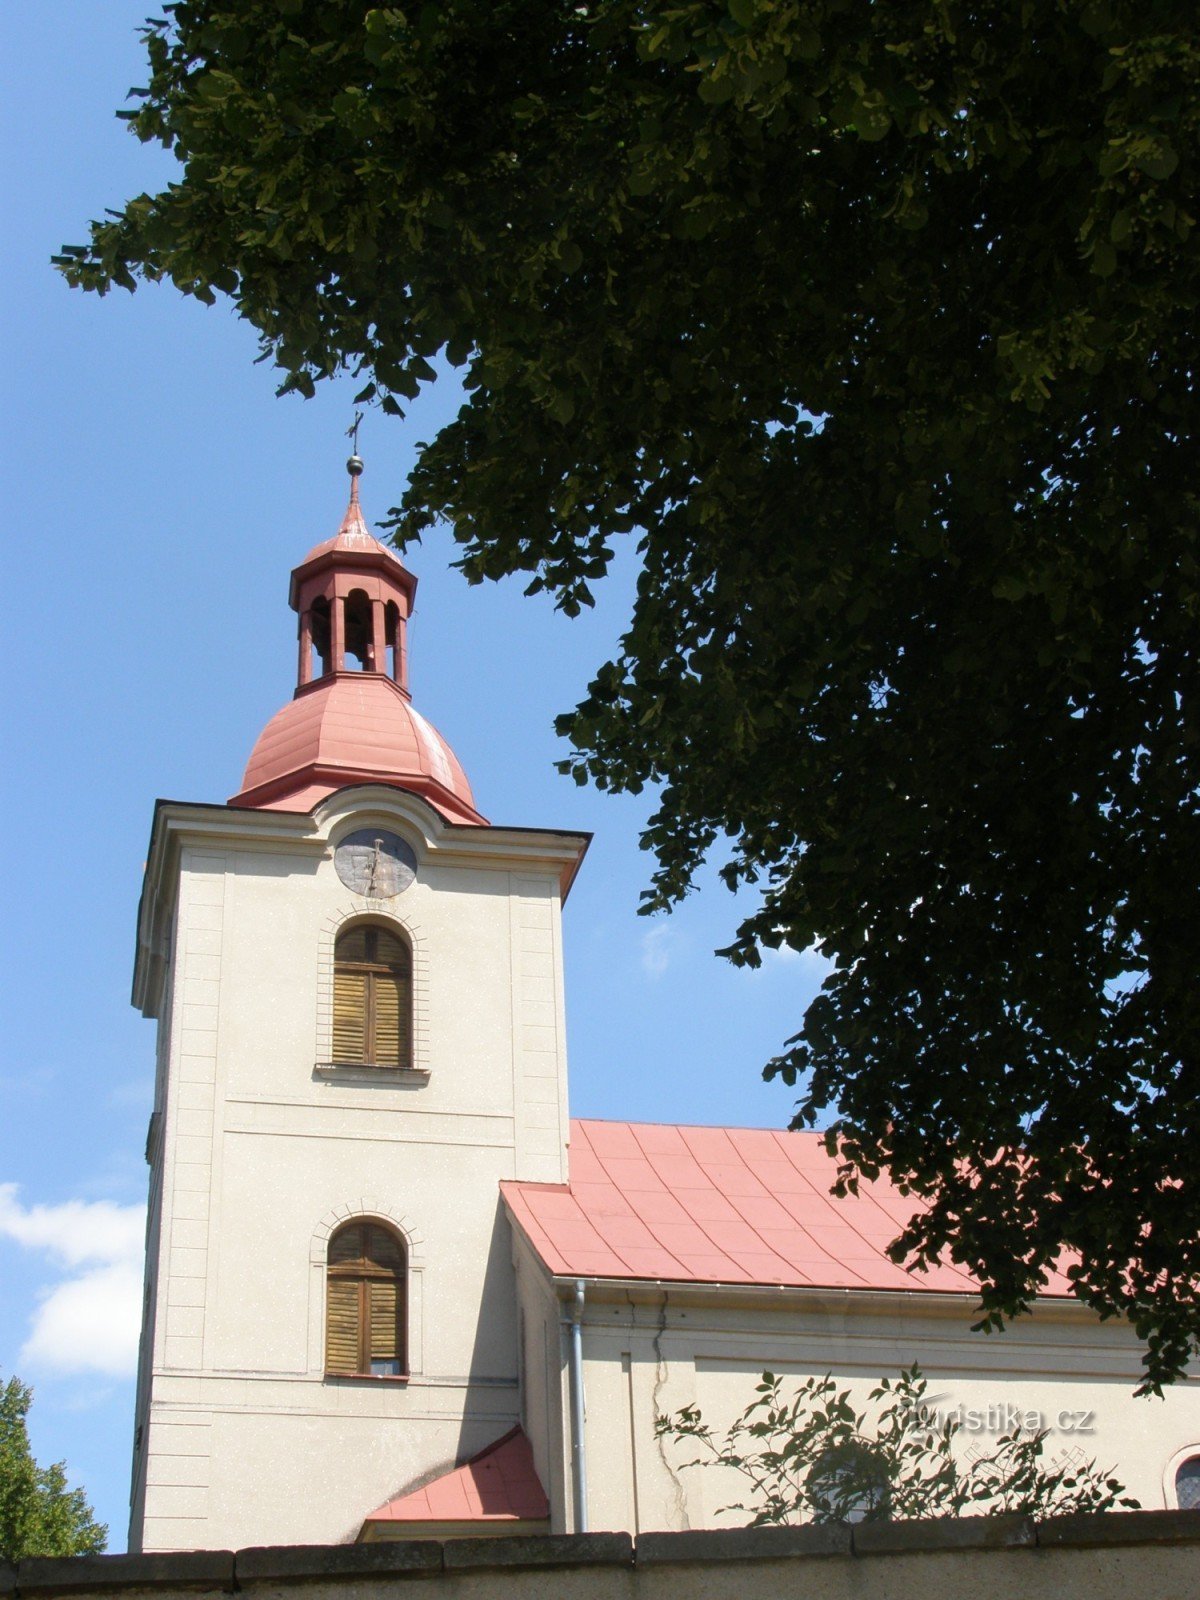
[570,1114,827,1136]
[464,1424,523,1466]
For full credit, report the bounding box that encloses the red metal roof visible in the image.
[363,1427,549,1528]
[502,1119,1074,1297]
[229,672,485,822]
[299,475,406,567]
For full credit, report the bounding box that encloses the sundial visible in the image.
[333,829,417,898]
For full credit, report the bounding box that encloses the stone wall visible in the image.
[5,1511,1198,1600]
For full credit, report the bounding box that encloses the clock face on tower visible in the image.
[333,829,418,898]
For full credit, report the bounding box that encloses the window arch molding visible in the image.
[308,1204,424,1378]
[316,903,429,1074]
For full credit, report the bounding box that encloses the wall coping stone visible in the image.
[853,1512,1036,1555]
[3,1510,1198,1594]
[441,1533,632,1572]
[636,1525,850,1564]
[15,1553,235,1594]
[236,1545,439,1582]
[1035,1508,1200,1548]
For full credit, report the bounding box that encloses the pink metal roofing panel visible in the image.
[364,1427,549,1526]
[500,1119,1075,1298]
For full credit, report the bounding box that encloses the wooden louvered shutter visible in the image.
[368,1278,401,1367]
[333,969,368,1063]
[372,972,409,1069]
[333,923,412,1069]
[337,926,371,963]
[363,1224,403,1271]
[325,1277,361,1375]
[373,928,409,968]
[326,1223,406,1377]
[363,1226,405,1373]
[329,1224,363,1265]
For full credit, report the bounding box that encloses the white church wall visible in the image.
[563,1284,1200,1534]
[512,1234,571,1534]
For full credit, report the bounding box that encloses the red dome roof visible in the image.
[230,672,485,823]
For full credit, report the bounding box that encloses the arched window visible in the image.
[1177,1455,1200,1510]
[333,923,412,1069]
[325,1221,406,1377]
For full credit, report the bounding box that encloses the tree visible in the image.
[59,3,1199,1387]
[656,1366,1139,1525]
[0,1377,106,1561]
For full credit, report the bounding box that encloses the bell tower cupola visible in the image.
[229,456,486,824]
[290,453,416,692]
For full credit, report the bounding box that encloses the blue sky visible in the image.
[0,4,827,1548]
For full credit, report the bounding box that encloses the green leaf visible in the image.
[998,576,1036,601]
[1109,210,1133,245]
[697,74,735,105]
[1091,239,1117,277]
[1132,141,1178,181]
[854,99,892,142]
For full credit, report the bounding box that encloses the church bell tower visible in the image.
[128,459,587,1551]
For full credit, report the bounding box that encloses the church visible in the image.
[127,459,1200,1552]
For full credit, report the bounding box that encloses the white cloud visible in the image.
[0,1185,145,1269]
[640,924,675,979]
[23,1263,144,1378]
[0,1184,145,1378]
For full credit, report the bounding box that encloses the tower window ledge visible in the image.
[313,1063,431,1086]
[323,1371,411,1385]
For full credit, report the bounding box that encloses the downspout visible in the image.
[568,1279,588,1532]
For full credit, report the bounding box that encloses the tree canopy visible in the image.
[60,2,1199,1387]
[0,1377,106,1561]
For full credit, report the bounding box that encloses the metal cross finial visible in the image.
[346,412,364,483]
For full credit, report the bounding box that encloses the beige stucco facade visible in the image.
[129,785,587,1552]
